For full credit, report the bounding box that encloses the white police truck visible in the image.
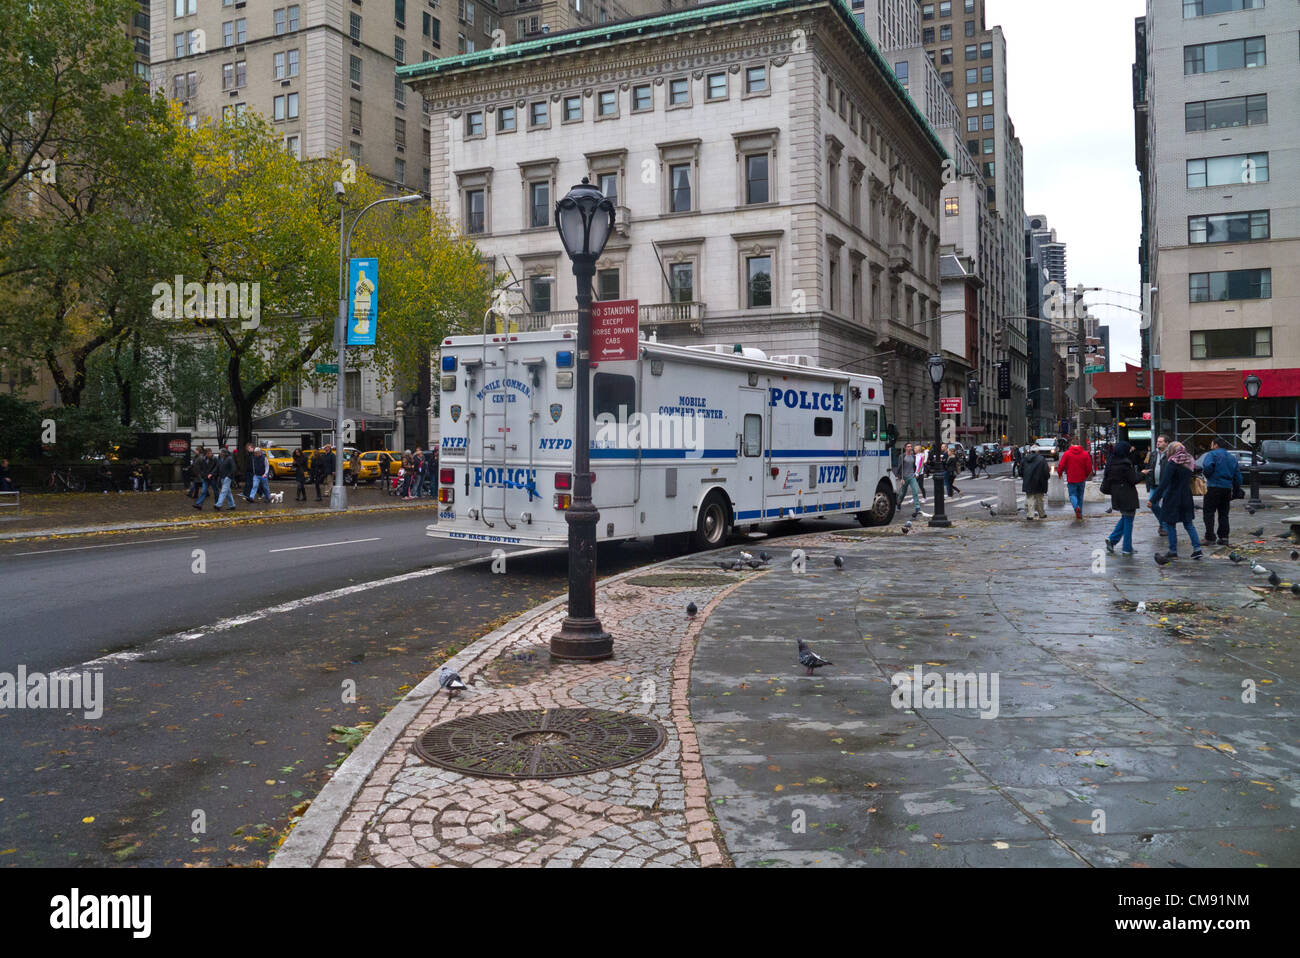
[428,325,896,549]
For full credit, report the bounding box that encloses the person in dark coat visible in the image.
[1021,449,1049,519]
[292,449,307,501]
[1101,440,1140,555]
[1147,440,1202,559]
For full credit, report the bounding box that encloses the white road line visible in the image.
[14,535,199,557]
[80,546,552,668]
[269,537,381,553]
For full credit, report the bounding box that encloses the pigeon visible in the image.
[901,520,912,534]
[1251,527,1264,537]
[1290,550,1299,561]
[437,666,467,696]
[1247,506,1257,515]
[686,601,698,617]
[1292,583,1300,596]
[833,555,844,570]
[1228,551,1245,563]
[759,551,771,563]
[715,560,733,571]
[747,559,765,569]
[1136,601,1147,613]
[796,639,832,676]
[739,551,754,562]
[1249,560,1270,576]
[1154,552,1172,566]
[732,559,745,571]
[1267,571,1280,588]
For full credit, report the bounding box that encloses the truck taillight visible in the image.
[438,488,454,504]
[555,472,571,490]
[439,468,454,484]
[553,493,571,510]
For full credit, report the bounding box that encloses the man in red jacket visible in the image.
[1056,441,1094,520]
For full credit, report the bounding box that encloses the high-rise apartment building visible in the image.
[1025,214,1066,437]
[1135,0,1298,447]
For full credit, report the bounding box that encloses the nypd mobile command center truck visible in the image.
[429,325,897,550]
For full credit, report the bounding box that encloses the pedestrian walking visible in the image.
[399,450,414,498]
[422,448,436,497]
[311,445,333,502]
[249,447,272,502]
[411,447,426,499]
[968,445,980,480]
[1200,436,1243,546]
[191,448,209,509]
[1148,440,1201,560]
[1021,447,1049,519]
[293,449,307,501]
[214,447,237,511]
[1055,440,1094,520]
[1012,443,1023,479]
[894,443,923,518]
[97,461,121,493]
[0,458,14,492]
[1142,435,1169,536]
[1101,440,1140,556]
[940,444,960,496]
[241,441,256,500]
[914,445,928,500]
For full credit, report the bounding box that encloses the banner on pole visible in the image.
[347,257,378,346]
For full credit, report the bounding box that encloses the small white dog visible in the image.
[269,491,284,503]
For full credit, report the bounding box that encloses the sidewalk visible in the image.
[0,485,437,540]
[275,498,1300,868]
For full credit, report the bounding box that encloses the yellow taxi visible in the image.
[355,450,407,483]
[265,447,296,477]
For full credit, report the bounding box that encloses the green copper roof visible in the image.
[398,0,948,161]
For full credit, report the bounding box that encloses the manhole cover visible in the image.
[412,708,666,780]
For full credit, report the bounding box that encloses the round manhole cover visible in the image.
[412,708,666,780]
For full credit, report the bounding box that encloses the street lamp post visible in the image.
[332,184,422,510]
[927,354,951,528]
[551,178,616,661]
[1244,373,1263,510]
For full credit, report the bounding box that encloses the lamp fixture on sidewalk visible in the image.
[927,354,951,528]
[550,178,615,661]
[1244,373,1263,510]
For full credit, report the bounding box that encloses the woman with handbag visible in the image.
[1147,441,1202,560]
[1101,440,1140,555]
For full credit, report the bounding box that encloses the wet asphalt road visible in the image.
[0,509,854,866]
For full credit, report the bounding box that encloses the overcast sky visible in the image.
[989,0,1147,371]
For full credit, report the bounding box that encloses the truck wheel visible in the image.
[858,481,897,527]
[693,493,731,550]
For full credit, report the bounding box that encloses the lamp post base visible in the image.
[927,515,952,528]
[330,484,348,511]
[550,618,613,661]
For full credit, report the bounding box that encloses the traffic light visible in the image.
[1135,366,1144,391]
[993,325,1003,349]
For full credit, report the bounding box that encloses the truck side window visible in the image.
[593,372,636,421]
[743,414,761,456]
[813,417,833,437]
[862,407,879,443]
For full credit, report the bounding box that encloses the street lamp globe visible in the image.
[1244,373,1262,399]
[555,178,615,261]
[926,354,946,385]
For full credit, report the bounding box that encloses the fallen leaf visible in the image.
[992,841,1010,849]
[82,816,94,824]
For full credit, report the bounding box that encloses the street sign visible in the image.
[1152,395,1164,402]
[1084,364,1105,374]
[1067,344,1081,354]
[996,362,1010,400]
[1142,411,1152,420]
[591,299,639,362]
[346,257,378,346]
[940,397,963,414]
[315,362,338,374]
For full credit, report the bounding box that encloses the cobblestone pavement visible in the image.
[317,567,751,868]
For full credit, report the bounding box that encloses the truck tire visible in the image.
[692,492,731,550]
[858,480,897,527]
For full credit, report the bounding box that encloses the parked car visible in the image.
[355,450,406,483]
[1257,440,1300,488]
[265,447,295,478]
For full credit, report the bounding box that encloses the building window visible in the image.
[941,71,952,87]
[1189,268,1270,302]
[222,62,234,89]
[394,157,405,183]
[670,262,694,303]
[964,43,977,60]
[530,275,552,313]
[981,65,992,82]
[394,75,406,107]
[497,106,515,132]
[982,137,994,154]
[272,93,299,120]
[939,1,951,15]
[350,12,362,40]
[1186,152,1267,188]
[979,41,992,58]
[669,77,690,106]
[598,89,617,116]
[529,181,549,228]
[966,115,978,132]
[940,24,951,41]
[746,255,772,308]
[744,154,769,204]
[982,113,993,129]
[965,19,975,36]
[828,253,838,311]
[596,269,620,301]
[922,4,934,19]
[967,138,979,156]
[706,72,727,100]
[597,171,618,204]
[940,47,952,64]
[529,100,548,127]
[465,111,483,136]
[669,163,691,212]
[965,0,974,11]
[983,161,994,177]
[923,27,935,44]
[965,67,977,83]
[465,189,485,234]
[395,36,406,64]
[632,84,652,111]
[894,61,908,85]
[349,55,362,86]
[944,196,959,216]
[395,0,406,26]
[966,92,977,108]
[981,89,993,106]
[1185,93,1267,131]
[1185,36,1265,74]
[1188,209,1269,244]
[175,0,196,14]
[1190,327,1271,360]
[350,97,363,133]
[563,95,582,122]
[1183,0,1263,17]
[394,116,406,150]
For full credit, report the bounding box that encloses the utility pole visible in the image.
[1076,283,1086,450]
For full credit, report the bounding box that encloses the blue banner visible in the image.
[346,257,378,346]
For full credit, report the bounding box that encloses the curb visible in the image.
[0,501,439,542]
[270,538,752,868]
